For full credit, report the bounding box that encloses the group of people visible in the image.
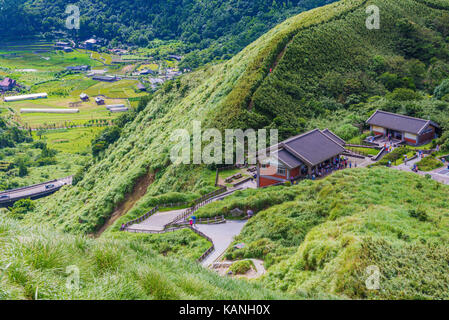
[307,156,355,180]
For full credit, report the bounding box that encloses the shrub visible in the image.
[434,79,449,100]
[228,260,253,275]
[409,208,428,222]
[8,199,35,219]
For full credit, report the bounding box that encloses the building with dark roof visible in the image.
[91,75,117,82]
[366,110,439,145]
[257,129,346,188]
[0,77,16,91]
[66,65,91,72]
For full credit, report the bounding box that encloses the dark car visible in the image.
[45,184,55,190]
[0,194,10,200]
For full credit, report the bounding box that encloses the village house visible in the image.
[80,93,89,101]
[91,75,117,82]
[0,77,16,91]
[257,129,346,188]
[366,110,439,146]
[67,65,91,72]
[95,97,105,105]
[83,38,97,50]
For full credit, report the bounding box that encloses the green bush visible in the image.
[409,208,428,222]
[228,260,253,275]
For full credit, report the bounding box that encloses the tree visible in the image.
[18,161,28,177]
[8,198,35,220]
[434,79,449,100]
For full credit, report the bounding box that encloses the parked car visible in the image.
[45,184,55,190]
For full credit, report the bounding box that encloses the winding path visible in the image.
[195,220,248,267]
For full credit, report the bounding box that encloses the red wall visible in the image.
[290,167,300,177]
[405,137,417,144]
[259,177,282,188]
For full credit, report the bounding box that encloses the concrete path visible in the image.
[130,209,185,232]
[195,220,248,267]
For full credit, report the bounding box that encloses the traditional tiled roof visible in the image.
[321,128,346,146]
[262,129,346,168]
[366,110,439,135]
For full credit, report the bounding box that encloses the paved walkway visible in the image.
[195,220,248,267]
[130,209,185,232]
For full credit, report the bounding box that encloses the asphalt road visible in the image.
[0,176,72,202]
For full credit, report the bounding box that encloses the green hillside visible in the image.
[27,0,449,236]
[195,167,449,299]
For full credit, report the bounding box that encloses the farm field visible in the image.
[0,51,102,71]
[71,79,146,99]
[2,97,125,128]
[32,127,106,154]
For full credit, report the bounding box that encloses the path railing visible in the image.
[167,187,228,226]
[120,206,159,230]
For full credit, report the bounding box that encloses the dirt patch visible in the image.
[93,171,155,237]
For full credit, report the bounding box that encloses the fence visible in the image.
[121,186,227,230]
[167,187,227,226]
[120,206,159,230]
[190,227,215,263]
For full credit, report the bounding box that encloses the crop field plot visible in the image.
[30,74,98,96]
[71,80,147,98]
[137,63,159,71]
[32,127,106,154]
[2,97,125,128]
[0,51,102,71]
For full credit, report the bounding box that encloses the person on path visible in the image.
[189,219,193,227]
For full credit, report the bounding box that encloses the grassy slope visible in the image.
[195,167,449,299]
[31,0,448,235]
[0,216,295,300]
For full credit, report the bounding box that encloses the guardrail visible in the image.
[0,177,70,195]
[167,187,227,226]
[190,227,215,263]
[121,186,227,230]
[120,206,159,230]
[371,146,387,161]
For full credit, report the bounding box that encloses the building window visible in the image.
[277,167,286,176]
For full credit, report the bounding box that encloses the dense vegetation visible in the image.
[0,0,336,66]
[197,167,449,299]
